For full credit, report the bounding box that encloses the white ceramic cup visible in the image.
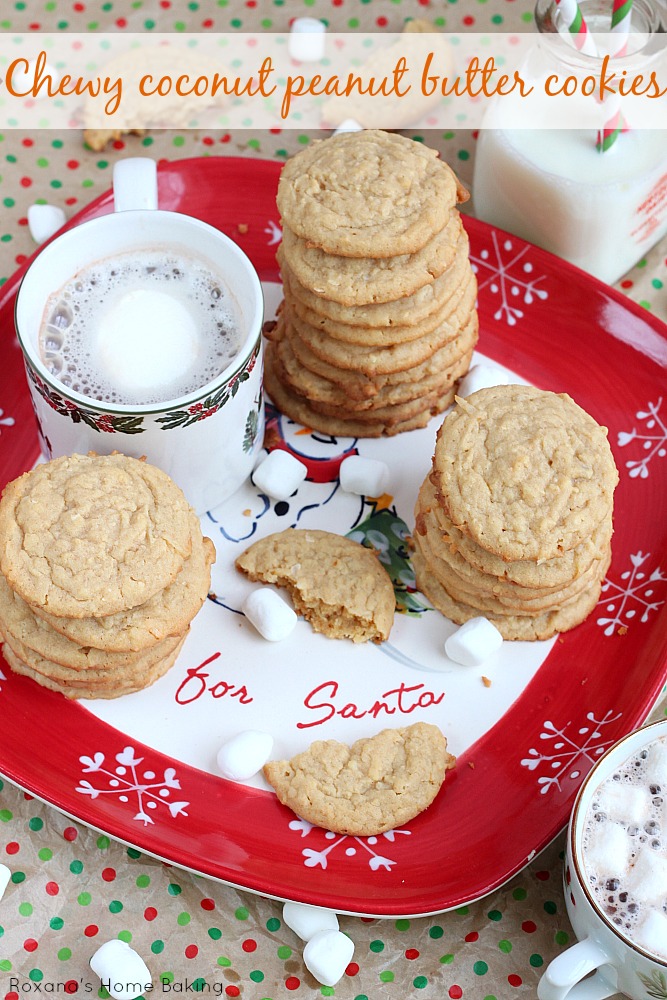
[14,157,265,515]
[538,718,667,1000]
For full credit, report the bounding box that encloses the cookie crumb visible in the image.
[481,675,492,688]
[617,625,628,636]
[237,222,249,234]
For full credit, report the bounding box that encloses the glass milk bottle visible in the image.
[472,0,667,285]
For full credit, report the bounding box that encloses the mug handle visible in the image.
[538,938,618,1000]
[113,157,158,212]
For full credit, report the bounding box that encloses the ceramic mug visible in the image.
[14,157,265,515]
[538,719,667,1000]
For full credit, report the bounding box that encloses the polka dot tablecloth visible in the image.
[1,3,666,998]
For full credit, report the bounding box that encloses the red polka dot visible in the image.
[22,138,34,147]
[23,939,38,952]
[418,0,430,5]
[184,944,198,959]
[332,0,343,5]
[202,18,214,27]
[377,16,388,26]
[29,23,40,29]
[73,3,85,10]
[112,140,125,150]
[448,988,463,999]
[536,870,550,881]
[84,925,98,937]
[225,990,240,999]
[46,881,59,895]
[116,18,127,27]
[463,14,475,24]
[508,974,523,987]
[6,842,19,855]
[64,982,78,995]
[66,160,80,170]
[242,939,257,953]
[522,920,537,933]
[270,128,282,135]
[202,137,214,147]
[144,907,157,921]
[7,992,19,1000]
[220,135,231,143]
[621,279,634,288]
[346,963,359,976]
[65,197,78,206]
[18,217,28,227]
[23,794,34,801]
[101,868,116,882]
[15,254,28,265]
[160,1,171,7]
[63,827,78,841]
[465,931,479,943]
[285,979,301,991]
[20,178,32,188]
[200,898,215,910]
[405,948,420,960]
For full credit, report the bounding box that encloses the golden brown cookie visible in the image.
[264,722,455,835]
[236,528,395,642]
[276,130,464,258]
[431,387,619,562]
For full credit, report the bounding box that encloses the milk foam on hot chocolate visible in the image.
[39,249,241,406]
[582,735,667,963]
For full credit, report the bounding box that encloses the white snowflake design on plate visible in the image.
[0,665,5,693]
[0,409,15,434]
[264,220,282,245]
[470,230,548,326]
[617,397,666,479]
[288,817,411,872]
[521,711,622,794]
[76,746,189,826]
[597,551,666,637]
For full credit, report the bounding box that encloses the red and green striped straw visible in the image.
[596,0,633,150]
[611,0,633,55]
[554,0,598,55]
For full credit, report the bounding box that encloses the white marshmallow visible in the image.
[445,617,503,667]
[10,60,59,100]
[283,901,339,942]
[595,778,652,825]
[289,17,326,62]
[90,940,151,1000]
[633,909,667,961]
[0,864,10,902]
[457,364,511,398]
[303,929,354,987]
[216,730,274,781]
[626,849,667,905]
[339,456,389,497]
[243,588,297,642]
[27,204,66,244]
[584,821,634,876]
[333,119,364,135]
[253,450,308,500]
[644,740,667,791]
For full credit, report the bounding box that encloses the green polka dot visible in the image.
[640,300,652,310]
[530,953,544,968]
[136,875,150,888]
[144,19,155,28]
[369,940,385,953]
[0,960,11,972]
[174,21,185,30]
[652,278,663,289]
[636,257,648,268]
[521,10,533,20]
[484,996,499,1000]
[18,902,33,917]
[57,948,71,961]
[348,17,360,27]
[413,978,428,990]
[57,20,68,28]
[0,233,11,243]
[230,18,242,27]
[97,836,110,850]
[235,906,248,919]
[50,180,63,189]
[109,901,123,914]
[51,139,64,148]
[167,883,182,896]
[177,912,191,926]
[455,906,469,915]
[491,13,503,23]
[266,917,280,932]
[512,888,527,901]
[50,917,64,930]
[78,892,91,906]
[3,197,14,208]
[11,872,25,884]
[208,928,222,941]
[499,940,512,953]
[395,919,410,931]
[544,901,557,915]
[249,971,264,983]
[160,972,174,985]
[379,972,394,983]
[440,954,454,965]
[151,940,164,955]
[216,957,231,967]
[429,926,444,939]
[261,18,272,27]
[248,139,260,150]
[127,848,141,860]
[321,989,335,998]
[29,970,43,982]
[474,961,489,975]
[36,157,49,167]
[118,931,132,944]
[488,910,502,922]
[141,137,154,146]
[96,160,109,169]
[555,931,570,946]
[277,945,292,959]
[70,860,83,874]
[0,809,13,822]
[172,137,185,147]
[28,817,43,831]
[82,179,94,188]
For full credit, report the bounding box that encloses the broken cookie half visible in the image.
[264,722,456,836]
[235,528,395,643]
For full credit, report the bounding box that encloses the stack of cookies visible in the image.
[265,129,478,437]
[0,453,215,699]
[413,385,619,641]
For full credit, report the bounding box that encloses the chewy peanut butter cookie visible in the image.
[236,528,395,643]
[264,722,456,836]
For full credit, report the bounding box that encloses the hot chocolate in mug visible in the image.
[538,718,667,1000]
[14,157,265,515]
